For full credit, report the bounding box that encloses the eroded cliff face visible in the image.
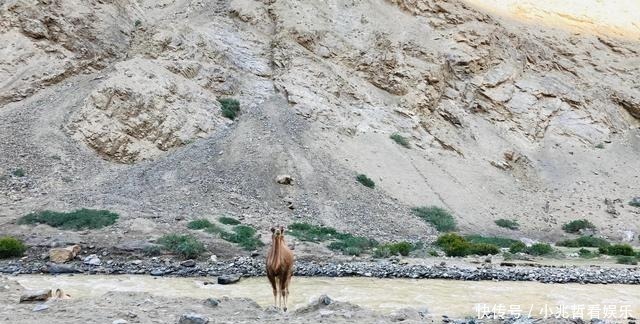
[0,0,638,241]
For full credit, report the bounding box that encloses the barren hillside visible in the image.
[1,0,639,251]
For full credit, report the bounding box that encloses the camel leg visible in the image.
[268,274,277,308]
[283,271,292,311]
[279,273,289,312]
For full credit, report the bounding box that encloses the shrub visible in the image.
[435,233,498,257]
[158,234,205,259]
[374,242,413,258]
[562,219,595,234]
[527,243,553,256]
[495,219,519,230]
[220,225,264,250]
[630,198,640,208]
[343,247,363,256]
[187,219,214,230]
[0,237,27,259]
[134,19,141,27]
[616,256,638,265]
[355,174,375,188]
[18,209,119,230]
[143,245,162,257]
[12,168,26,177]
[390,133,410,148]
[578,248,597,259]
[465,235,519,248]
[218,98,240,120]
[412,206,456,232]
[468,243,500,255]
[599,244,635,256]
[509,241,527,254]
[595,143,605,149]
[218,216,241,225]
[557,236,610,248]
[328,236,378,255]
[288,223,343,242]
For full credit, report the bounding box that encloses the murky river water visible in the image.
[10,275,640,319]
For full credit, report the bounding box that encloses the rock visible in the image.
[204,298,220,307]
[32,304,49,312]
[47,263,79,274]
[318,294,333,305]
[112,320,128,324]
[604,198,620,216]
[276,175,293,185]
[20,18,49,39]
[20,289,52,302]
[83,254,102,266]
[49,245,81,263]
[181,260,196,267]
[217,274,240,285]
[178,313,209,324]
[209,255,217,262]
[250,251,260,257]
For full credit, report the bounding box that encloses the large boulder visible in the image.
[49,245,81,263]
[217,274,240,285]
[19,289,51,302]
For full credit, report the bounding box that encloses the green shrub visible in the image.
[220,225,264,250]
[562,219,595,234]
[12,168,26,177]
[187,219,214,230]
[342,246,363,256]
[527,243,553,256]
[134,19,141,27]
[412,206,456,232]
[435,233,498,257]
[390,133,410,148]
[355,174,375,188]
[143,245,162,257]
[218,216,241,225]
[509,241,527,253]
[0,237,27,259]
[557,236,610,248]
[328,236,378,255]
[495,219,519,230]
[218,98,240,120]
[595,143,605,149]
[465,235,519,248]
[616,256,638,265]
[578,248,597,259]
[599,244,635,256]
[18,209,119,230]
[288,223,343,242]
[158,234,205,259]
[374,242,413,258]
[630,199,640,208]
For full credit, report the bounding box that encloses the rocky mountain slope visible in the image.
[1,0,639,250]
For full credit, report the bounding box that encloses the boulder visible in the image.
[20,289,52,302]
[49,245,81,263]
[276,175,293,185]
[83,254,102,266]
[178,313,209,324]
[32,304,49,312]
[47,263,79,274]
[217,274,240,285]
[181,260,196,267]
[204,298,220,307]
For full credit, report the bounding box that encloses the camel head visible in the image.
[270,225,285,239]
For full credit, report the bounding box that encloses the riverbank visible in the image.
[2,256,639,284]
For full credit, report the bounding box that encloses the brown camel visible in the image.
[266,225,294,311]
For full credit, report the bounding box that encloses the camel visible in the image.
[266,225,294,311]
